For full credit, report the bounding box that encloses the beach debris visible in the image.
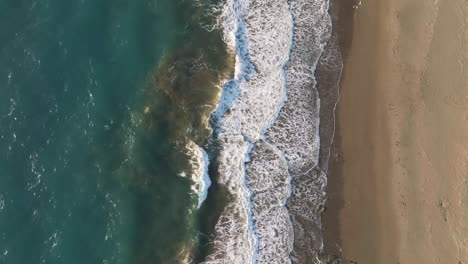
[353,1,362,9]
[313,203,326,214]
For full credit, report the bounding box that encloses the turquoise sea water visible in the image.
[0,0,229,263]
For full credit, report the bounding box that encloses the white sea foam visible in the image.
[266,0,332,176]
[247,140,293,264]
[184,141,211,209]
[205,135,256,263]
[265,1,333,260]
[216,0,292,142]
[206,0,293,262]
[206,0,335,262]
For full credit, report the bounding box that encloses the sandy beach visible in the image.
[324,0,468,263]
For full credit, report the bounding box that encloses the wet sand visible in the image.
[323,0,468,263]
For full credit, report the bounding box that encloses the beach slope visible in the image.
[325,0,468,263]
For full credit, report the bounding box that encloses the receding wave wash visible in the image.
[0,0,342,263]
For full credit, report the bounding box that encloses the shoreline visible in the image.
[321,0,357,257]
[324,0,468,263]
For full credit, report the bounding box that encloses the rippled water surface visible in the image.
[0,0,230,263]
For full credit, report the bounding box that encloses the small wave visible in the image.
[183,141,212,209]
[0,194,4,212]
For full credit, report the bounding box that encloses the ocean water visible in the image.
[0,0,342,263]
[0,0,230,263]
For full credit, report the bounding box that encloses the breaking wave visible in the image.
[201,0,341,263]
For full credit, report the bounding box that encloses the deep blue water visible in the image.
[0,0,229,263]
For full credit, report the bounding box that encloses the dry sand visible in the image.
[323,0,468,263]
